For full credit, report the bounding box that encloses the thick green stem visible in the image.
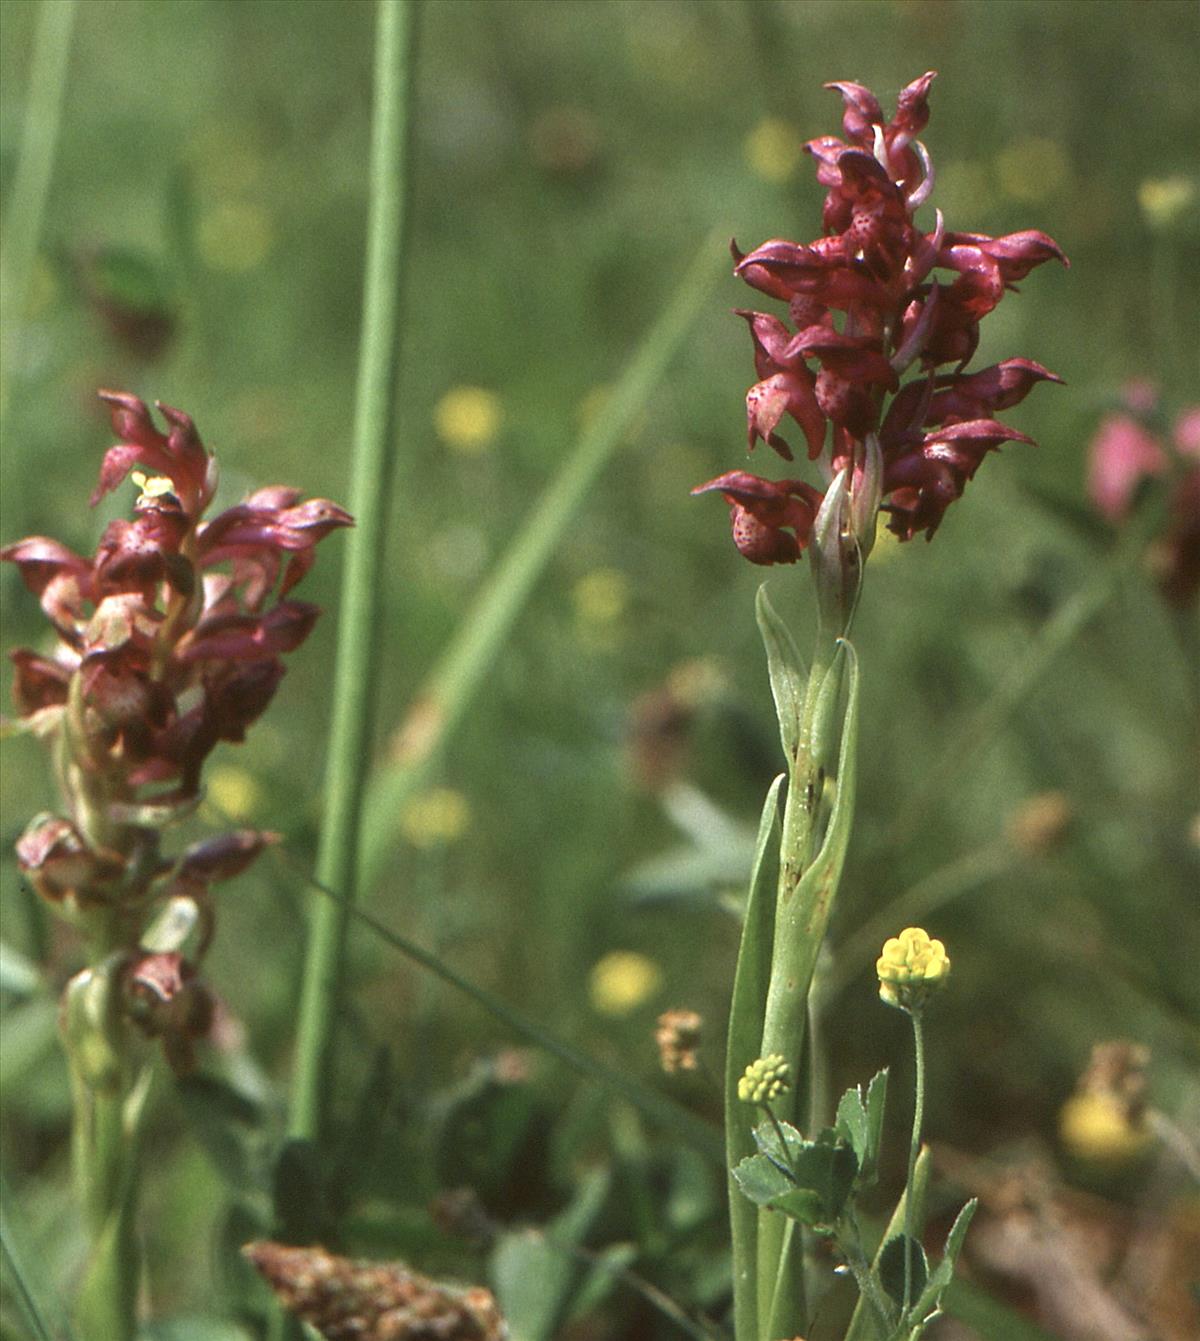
[904,1011,926,1315]
[289,0,419,1145]
[754,583,859,1336]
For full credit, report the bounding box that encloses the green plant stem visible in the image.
[357,225,728,896]
[903,1011,926,1315]
[68,1057,153,1341]
[755,604,859,1336]
[289,0,419,1146]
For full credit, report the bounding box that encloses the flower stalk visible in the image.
[2,395,349,1337]
[704,72,1064,1340]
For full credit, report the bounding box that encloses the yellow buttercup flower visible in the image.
[876,927,950,1012]
[1059,1092,1150,1164]
[434,386,502,455]
[737,1054,790,1105]
[589,951,662,1017]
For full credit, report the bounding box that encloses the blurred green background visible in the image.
[2,1,1197,1337]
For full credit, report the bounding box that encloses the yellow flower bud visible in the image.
[737,1053,791,1105]
[876,926,950,1012]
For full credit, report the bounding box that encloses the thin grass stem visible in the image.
[358,226,729,895]
[289,0,419,1145]
[903,1011,926,1315]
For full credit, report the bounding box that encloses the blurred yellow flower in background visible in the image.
[572,568,629,627]
[745,117,802,184]
[1059,1092,1150,1164]
[401,787,471,848]
[434,386,502,455]
[1138,175,1194,231]
[995,136,1069,203]
[589,950,662,1016]
[207,764,264,821]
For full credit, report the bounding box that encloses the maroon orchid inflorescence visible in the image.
[694,72,1068,564]
[3,391,351,1069]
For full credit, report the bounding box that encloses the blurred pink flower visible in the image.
[1087,412,1167,522]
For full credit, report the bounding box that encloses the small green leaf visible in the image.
[756,584,806,762]
[767,1187,826,1226]
[862,1068,888,1184]
[491,1169,609,1341]
[913,1198,978,1316]
[878,1233,928,1305]
[739,1125,857,1224]
[835,1084,868,1165]
[732,1152,796,1207]
[791,1133,857,1221]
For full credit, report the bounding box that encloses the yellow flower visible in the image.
[401,787,470,848]
[1059,1092,1150,1164]
[1138,176,1195,231]
[589,951,662,1017]
[206,764,263,822]
[737,1054,790,1105]
[572,568,628,627]
[745,118,802,185]
[876,927,950,1012]
[433,386,502,455]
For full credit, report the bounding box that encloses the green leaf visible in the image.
[913,1198,978,1317]
[878,1233,928,1305]
[862,1068,888,1184]
[835,1083,868,1164]
[732,1152,799,1206]
[756,584,806,762]
[490,1168,609,1341]
[723,773,784,1341]
[738,1124,857,1225]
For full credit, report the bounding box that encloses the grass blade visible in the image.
[358,226,730,895]
[289,0,420,1144]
